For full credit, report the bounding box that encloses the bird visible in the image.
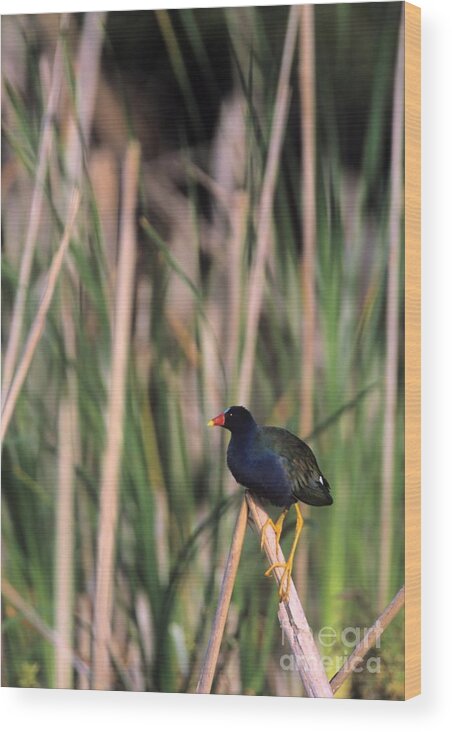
[208,405,333,601]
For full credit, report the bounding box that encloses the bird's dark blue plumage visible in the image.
[210,406,333,508]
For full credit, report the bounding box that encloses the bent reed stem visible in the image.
[196,497,248,693]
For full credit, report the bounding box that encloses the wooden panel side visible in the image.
[404,0,421,701]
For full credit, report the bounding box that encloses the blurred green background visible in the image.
[1,2,404,698]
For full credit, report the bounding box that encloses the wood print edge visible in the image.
[404,0,421,701]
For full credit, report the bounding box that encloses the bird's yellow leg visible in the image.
[260,508,288,550]
[264,504,304,602]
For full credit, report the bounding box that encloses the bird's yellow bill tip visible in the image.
[208,412,225,427]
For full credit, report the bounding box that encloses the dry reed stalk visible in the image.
[92,141,140,690]
[330,586,405,694]
[237,5,299,405]
[196,498,248,693]
[89,149,120,294]
[64,11,106,185]
[246,492,333,697]
[0,189,81,443]
[166,311,200,367]
[55,349,78,689]
[76,595,92,689]
[1,578,89,681]
[54,11,105,689]
[298,4,317,439]
[296,4,317,610]
[140,398,170,586]
[1,15,69,405]
[227,192,249,383]
[378,16,405,611]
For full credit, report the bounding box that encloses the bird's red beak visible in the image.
[208,412,225,427]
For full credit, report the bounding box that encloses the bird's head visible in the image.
[208,405,257,434]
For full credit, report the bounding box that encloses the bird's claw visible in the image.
[260,519,278,549]
[260,516,284,550]
[264,560,293,602]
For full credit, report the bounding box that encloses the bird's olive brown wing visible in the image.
[261,427,333,507]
